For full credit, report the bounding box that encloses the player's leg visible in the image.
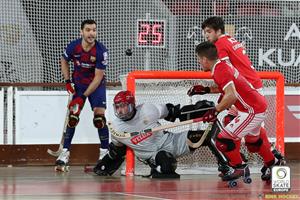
[56,87,84,170]
[223,106,249,161]
[244,122,285,181]
[216,112,256,181]
[93,107,109,160]
[224,108,279,165]
[89,85,109,160]
[187,122,231,176]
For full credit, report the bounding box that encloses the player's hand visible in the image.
[187,85,210,96]
[202,108,218,123]
[68,95,86,115]
[65,80,75,94]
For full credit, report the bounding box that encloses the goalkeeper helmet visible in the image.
[113,90,136,120]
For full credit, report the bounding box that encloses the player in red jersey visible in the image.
[188,17,285,179]
[201,16,262,91]
[194,41,284,182]
[56,20,109,171]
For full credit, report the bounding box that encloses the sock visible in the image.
[63,127,75,149]
[98,125,109,149]
[258,128,275,166]
[223,140,243,167]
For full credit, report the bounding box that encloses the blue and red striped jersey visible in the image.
[63,38,108,86]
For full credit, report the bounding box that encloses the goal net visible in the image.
[121,71,284,176]
[0,0,299,84]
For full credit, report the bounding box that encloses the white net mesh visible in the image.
[121,77,279,175]
[0,0,299,83]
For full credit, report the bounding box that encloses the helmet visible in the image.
[113,90,136,120]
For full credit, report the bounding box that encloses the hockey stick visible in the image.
[186,122,213,148]
[47,94,73,157]
[108,117,204,139]
[180,107,215,115]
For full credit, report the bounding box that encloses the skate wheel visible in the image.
[243,177,252,184]
[55,165,70,172]
[228,180,237,187]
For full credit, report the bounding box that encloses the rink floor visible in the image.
[0,162,299,200]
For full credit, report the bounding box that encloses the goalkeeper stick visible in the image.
[47,94,73,157]
[108,117,204,139]
[186,122,213,148]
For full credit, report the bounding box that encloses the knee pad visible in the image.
[68,113,79,128]
[93,114,106,129]
[155,151,177,174]
[216,135,236,152]
[245,135,263,153]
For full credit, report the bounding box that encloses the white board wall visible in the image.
[15,90,118,144]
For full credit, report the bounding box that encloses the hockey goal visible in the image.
[122,70,284,176]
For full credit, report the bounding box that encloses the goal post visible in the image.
[124,70,284,176]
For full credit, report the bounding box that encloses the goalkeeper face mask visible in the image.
[114,102,135,120]
[113,90,136,120]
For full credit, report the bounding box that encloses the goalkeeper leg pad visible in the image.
[94,143,126,176]
[151,151,180,179]
[93,153,124,176]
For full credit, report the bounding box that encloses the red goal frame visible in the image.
[124,70,285,176]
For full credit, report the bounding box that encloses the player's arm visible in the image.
[61,41,75,81]
[61,43,76,94]
[82,68,104,97]
[61,58,71,81]
[215,82,237,113]
[208,85,220,93]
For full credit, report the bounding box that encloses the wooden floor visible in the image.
[0,162,299,200]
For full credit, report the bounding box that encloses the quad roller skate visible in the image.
[222,164,252,187]
[218,152,248,178]
[55,148,70,172]
[261,148,286,183]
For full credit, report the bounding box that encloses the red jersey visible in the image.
[215,35,263,89]
[212,60,267,114]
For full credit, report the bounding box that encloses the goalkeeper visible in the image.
[93,90,229,178]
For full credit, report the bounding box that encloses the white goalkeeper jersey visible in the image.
[110,103,190,162]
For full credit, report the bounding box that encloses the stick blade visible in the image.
[47,147,63,157]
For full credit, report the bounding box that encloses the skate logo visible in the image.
[272,166,291,192]
[131,130,152,144]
